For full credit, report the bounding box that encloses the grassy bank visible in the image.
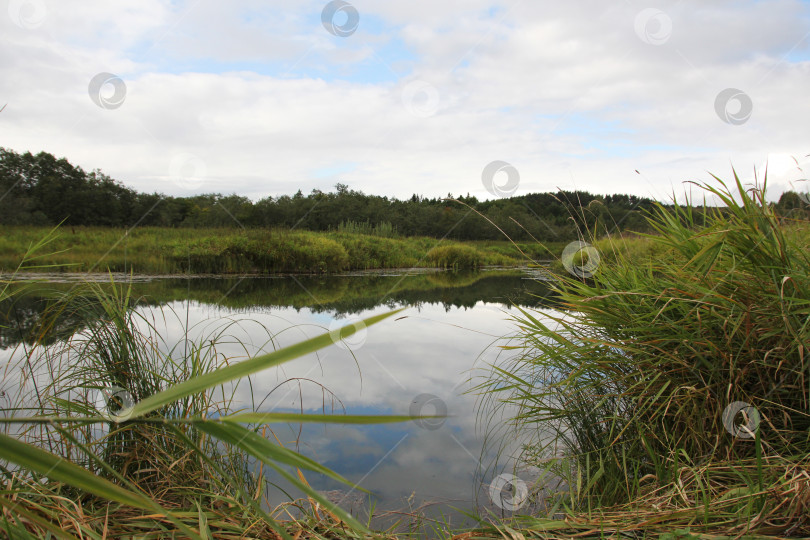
[0,226,560,274]
[480,176,810,537]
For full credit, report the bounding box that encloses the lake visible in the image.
[0,268,558,530]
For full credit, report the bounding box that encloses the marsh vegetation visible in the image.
[0,176,809,538]
[481,177,810,537]
[0,225,561,274]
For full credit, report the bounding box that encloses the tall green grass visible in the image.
[479,175,810,537]
[19,283,262,503]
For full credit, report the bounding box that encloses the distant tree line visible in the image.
[1,148,806,241]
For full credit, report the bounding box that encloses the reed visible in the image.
[478,174,810,537]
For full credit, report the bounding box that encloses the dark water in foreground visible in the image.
[0,268,558,529]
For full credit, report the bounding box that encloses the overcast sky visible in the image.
[2,0,809,202]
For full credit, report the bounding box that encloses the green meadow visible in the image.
[0,226,562,274]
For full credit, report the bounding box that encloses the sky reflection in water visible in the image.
[0,269,558,526]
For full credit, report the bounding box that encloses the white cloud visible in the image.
[1,0,808,202]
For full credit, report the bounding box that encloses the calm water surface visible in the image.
[0,268,558,528]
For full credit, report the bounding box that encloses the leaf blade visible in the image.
[129,308,405,419]
[0,432,152,511]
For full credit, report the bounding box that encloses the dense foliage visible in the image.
[0,147,664,241]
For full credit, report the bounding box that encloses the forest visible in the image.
[1,147,668,241]
[5,147,807,242]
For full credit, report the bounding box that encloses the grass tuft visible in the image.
[478,174,810,537]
